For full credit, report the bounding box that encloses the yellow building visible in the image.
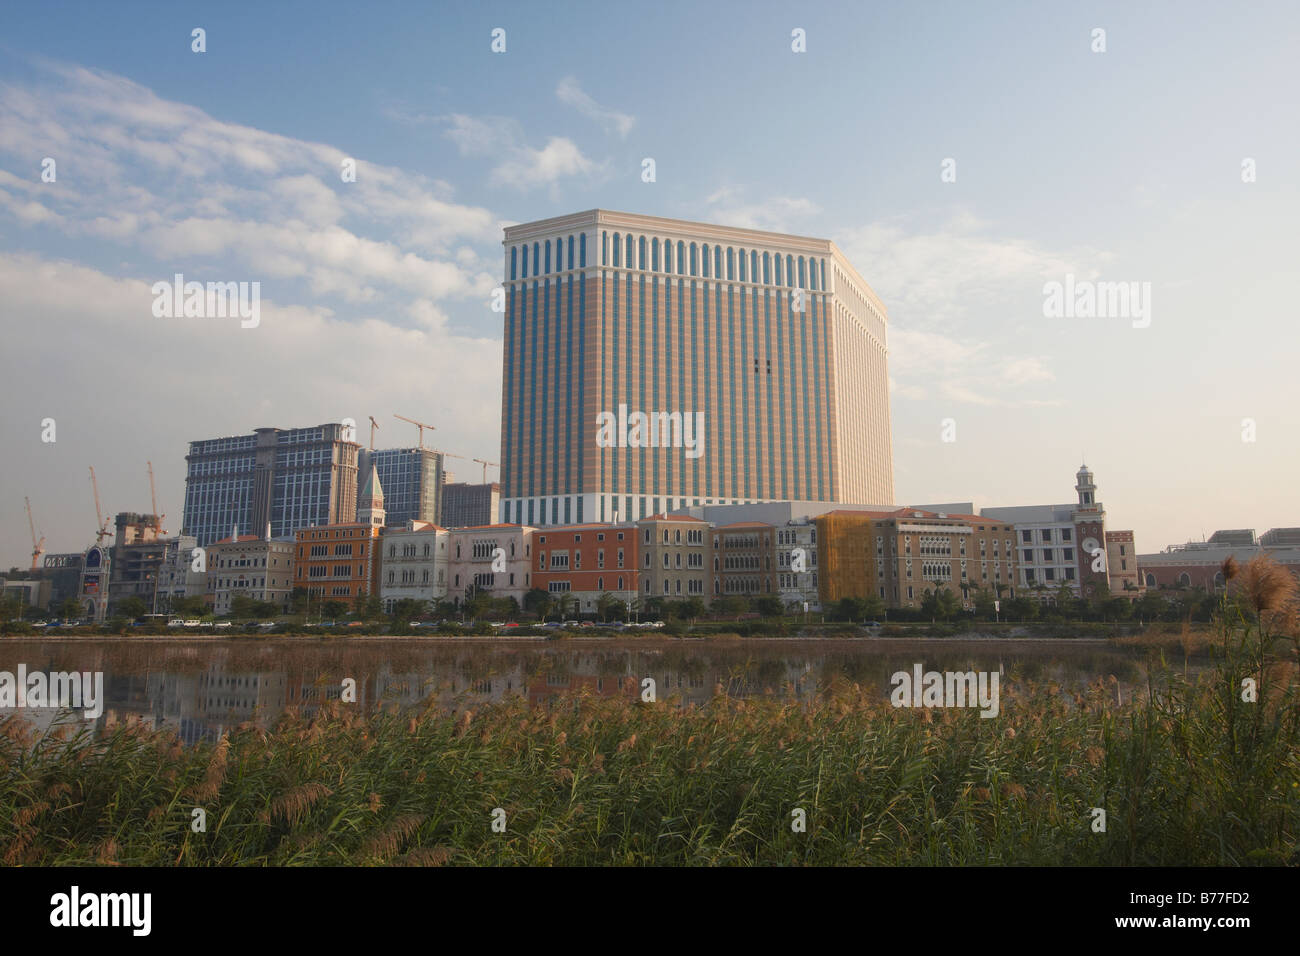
[818,508,1019,609]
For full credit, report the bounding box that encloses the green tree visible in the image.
[58,597,83,620]
[1103,596,1133,622]
[116,595,148,620]
[523,587,552,621]
[596,592,622,622]
[0,596,24,625]
[973,587,997,620]
[1135,591,1165,622]
[554,593,578,621]
[230,593,258,619]
[322,600,347,621]
[642,596,668,621]
[1006,596,1038,622]
[679,596,705,623]
[920,588,960,622]
[711,596,747,620]
[754,595,785,617]
[171,595,208,617]
[834,596,867,621]
[391,598,427,622]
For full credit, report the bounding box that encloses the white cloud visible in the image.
[0,251,503,559]
[438,112,600,191]
[837,212,1093,327]
[0,63,501,308]
[555,76,635,139]
[888,327,1058,408]
[703,186,820,232]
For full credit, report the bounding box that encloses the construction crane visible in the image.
[367,416,380,451]
[393,414,435,449]
[25,497,45,571]
[147,460,166,533]
[472,458,499,483]
[429,448,465,462]
[88,466,113,545]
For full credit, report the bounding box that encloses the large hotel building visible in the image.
[499,209,894,526]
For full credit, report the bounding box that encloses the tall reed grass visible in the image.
[2,564,1296,866]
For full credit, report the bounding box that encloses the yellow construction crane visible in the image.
[472,458,499,483]
[88,466,113,545]
[147,460,166,533]
[367,416,380,450]
[25,497,44,571]
[393,413,435,449]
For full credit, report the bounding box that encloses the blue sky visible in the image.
[1,0,1297,564]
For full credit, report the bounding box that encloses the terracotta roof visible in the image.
[212,534,269,545]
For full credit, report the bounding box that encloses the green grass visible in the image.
[2,619,1296,866]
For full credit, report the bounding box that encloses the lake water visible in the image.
[0,637,1194,744]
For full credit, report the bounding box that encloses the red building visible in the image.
[531,523,640,618]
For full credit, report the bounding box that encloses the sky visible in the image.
[1,0,1297,568]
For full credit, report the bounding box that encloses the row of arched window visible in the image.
[509,234,588,280]
[506,231,828,292]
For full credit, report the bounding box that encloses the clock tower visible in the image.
[1072,463,1109,594]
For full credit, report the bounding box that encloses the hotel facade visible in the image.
[498,209,894,527]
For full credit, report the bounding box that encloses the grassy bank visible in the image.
[3,615,1295,866]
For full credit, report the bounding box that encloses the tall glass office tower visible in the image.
[499,210,894,527]
[181,424,359,546]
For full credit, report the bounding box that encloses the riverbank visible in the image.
[1,620,1205,644]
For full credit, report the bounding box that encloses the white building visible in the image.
[446,524,536,608]
[153,534,206,612]
[379,521,451,614]
[982,465,1112,600]
[775,519,821,611]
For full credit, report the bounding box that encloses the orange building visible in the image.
[532,523,640,616]
[294,523,383,606]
